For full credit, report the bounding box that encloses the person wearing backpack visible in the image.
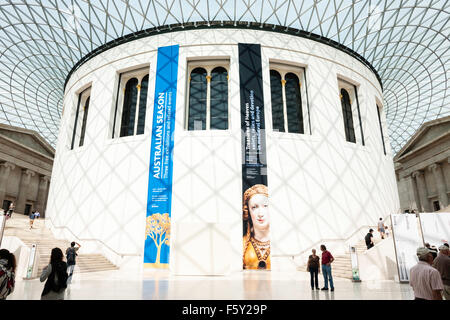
[40,247,68,300]
[66,241,81,284]
[0,249,16,300]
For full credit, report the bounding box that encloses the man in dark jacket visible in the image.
[365,229,374,250]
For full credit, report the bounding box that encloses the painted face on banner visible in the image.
[248,194,269,231]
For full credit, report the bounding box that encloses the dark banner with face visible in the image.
[239,43,270,270]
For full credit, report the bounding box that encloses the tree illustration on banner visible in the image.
[146,213,171,265]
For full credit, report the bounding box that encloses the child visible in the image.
[385,226,390,237]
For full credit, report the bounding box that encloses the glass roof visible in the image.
[0,0,448,153]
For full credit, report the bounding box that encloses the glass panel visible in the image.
[340,88,356,143]
[188,68,207,130]
[285,73,303,134]
[137,74,149,135]
[210,67,228,130]
[79,96,90,147]
[270,70,284,132]
[120,78,138,137]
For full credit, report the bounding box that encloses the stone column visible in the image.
[16,169,35,214]
[403,175,418,211]
[36,175,50,214]
[412,170,429,212]
[428,163,449,208]
[411,172,421,212]
[0,162,15,207]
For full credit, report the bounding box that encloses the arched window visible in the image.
[210,67,228,130]
[340,88,356,143]
[79,96,90,147]
[137,75,149,135]
[270,70,284,132]
[285,73,303,134]
[120,78,139,137]
[188,67,207,130]
[112,67,149,139]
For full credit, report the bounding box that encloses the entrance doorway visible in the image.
[24,204,32,215]
[2,200,11,212]
[433,201,440,211]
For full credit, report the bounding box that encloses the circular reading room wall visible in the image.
[46,26,398,274]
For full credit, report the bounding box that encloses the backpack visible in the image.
[0,269,15,299]
[66,248,76,265]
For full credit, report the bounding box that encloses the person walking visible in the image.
[0,249,16,300]
[29,210,36,229]
[66,241,81,284]
[6,202,14,218]
[432,244,450,300]
[365,229,374,250]
[410,247,443,300]
[377,217,385,239]
[40,248,68,300]
[307,249,320,290]
[320,244,334,291]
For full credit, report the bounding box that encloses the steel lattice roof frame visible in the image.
[0,0,448,153]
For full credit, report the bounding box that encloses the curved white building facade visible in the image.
[46,28,399,274]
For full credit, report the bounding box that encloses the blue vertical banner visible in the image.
[144,45,179,268]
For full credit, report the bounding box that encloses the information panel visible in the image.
[239,43,271,270]
[391,214,422,282]
[419,212,450,248]
[144,45,179,268]
[349,246,361,282]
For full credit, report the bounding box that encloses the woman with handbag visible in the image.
[307,249,320,290]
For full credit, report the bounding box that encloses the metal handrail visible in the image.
[272,224,377,258]
[45,217,141,258]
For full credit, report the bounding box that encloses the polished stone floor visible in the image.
[7,268,414,300]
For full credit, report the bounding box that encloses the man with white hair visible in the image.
[432,244,450,300]
[409,247,443,300]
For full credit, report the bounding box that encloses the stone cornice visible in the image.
[395,132,450,163]
[0,134,54,163]
[394,115,450,161]
[0,123,55,156]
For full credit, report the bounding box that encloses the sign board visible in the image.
[391,214,422,282]
[419,212,450,248]
[144,45,179,268]
[239,43,271,270]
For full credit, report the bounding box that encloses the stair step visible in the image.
[4,215,119,275]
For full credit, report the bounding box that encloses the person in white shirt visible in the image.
[410,247,444,300]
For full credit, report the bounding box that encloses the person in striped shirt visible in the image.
[409,247,444,300]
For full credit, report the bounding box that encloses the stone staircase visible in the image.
[3,213,119,276]
[297,237,382,279]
